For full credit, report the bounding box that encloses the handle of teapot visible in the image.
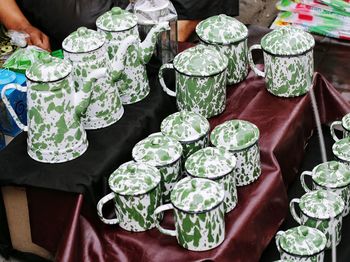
[330,120,342,142]
[1,83,28,131]
[159,63,176,97]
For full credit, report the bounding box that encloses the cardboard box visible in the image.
[1,186,53,260]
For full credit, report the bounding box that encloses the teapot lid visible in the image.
[132,132,183,167]
[173,44,228,77]
[26,56,72,82]
[210,120,260,151]
[109,161,161,196]
[170,177,225,213]
[196,14,248,45]
[332,137,350,161]
[0,69,16,85]
[299,190,344,219]
[313,161,350,188]
[341,113,350,130]
[278,226,327,256]
[96,7,137,32]
[62,27,105,53]
[160,111,210,142]
[185,147,236,179]
[261,26,315,56]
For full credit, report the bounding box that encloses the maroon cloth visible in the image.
[26,70,350,261]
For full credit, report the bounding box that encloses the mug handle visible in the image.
[158,63,176,97]
[1,83,28,131]
[290,199,301,224]
[248,44,265,78]
[300,171,313,193]
[96,192,119,225]
[330,121,342,142]
[275,230,284,253]
[154,203,177,237]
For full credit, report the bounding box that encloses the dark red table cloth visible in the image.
[25,70,350,262]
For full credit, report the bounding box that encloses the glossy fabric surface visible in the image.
[1,26,350,261]
[28,71,350,262]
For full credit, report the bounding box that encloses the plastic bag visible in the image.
[127,0,177,25]
[2,45,50,73]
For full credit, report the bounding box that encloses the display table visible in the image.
[1,25,350,261]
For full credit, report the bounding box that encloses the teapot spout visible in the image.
[74,79,94,118]
[139,21,170,65]
[110,35,138,80]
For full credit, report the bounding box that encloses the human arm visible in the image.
[0,0,51,51]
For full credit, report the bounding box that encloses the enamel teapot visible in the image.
[96,7,170,105]
[62,27,137,129]
[1,56,97,163]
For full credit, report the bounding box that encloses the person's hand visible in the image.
[23,24,51,51]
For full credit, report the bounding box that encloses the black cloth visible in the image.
[16,0,239,49]
[0,68,177,205]
[260,127,350,262]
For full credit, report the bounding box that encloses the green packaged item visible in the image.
[3,46,50,74]
[51,49,64,59]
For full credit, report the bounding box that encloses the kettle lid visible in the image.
[96,7,137,32]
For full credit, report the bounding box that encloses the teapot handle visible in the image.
[158,63,176,97]
[1,83,28,131]
[300,171,313,193]
[154,203,177,237]
[96,192,119,225]
[330,121,342,142]
[248,44,265,78]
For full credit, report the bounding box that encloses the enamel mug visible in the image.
[248,26,315,97]
[97,161,162,232]
[154,177,225,251]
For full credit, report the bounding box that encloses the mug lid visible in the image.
[332,137,350,161]
[185,147,236,179]
[96,7,137,32]
[210,120,260,151]
[342,113,350,130]
[0,69,16,85]
[196,14,248,45]
[170,177,225,213]
[26,56,72,82]
[132,132,183,166]
[160,111,210,142]
[313,161,350,188]
[109,161,161,196]
[279,226,327,256]
[261,26,315,56]
[299,190,344,219]
[62,27,105,53]
[173,44,228,77]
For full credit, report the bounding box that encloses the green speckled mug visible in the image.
[275,226,326,262]
[290,190,344,249]
[154,177,225,251]
[97,161,162,232]
[330,113,350,141]
[248,27,315,98]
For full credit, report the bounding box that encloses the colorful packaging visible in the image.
[0,69,27,136]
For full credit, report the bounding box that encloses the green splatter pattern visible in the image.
[277,226,326,260]
[264,50,314,97]
[132,133,183,202]
[210,120,261,186]
[294,190,345,248]
[62,27,105,53]
[196,15,249,85]
[160,111,210,159]
[97,12,169,104]
[185,147,238,213]
[308,161,350,216]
